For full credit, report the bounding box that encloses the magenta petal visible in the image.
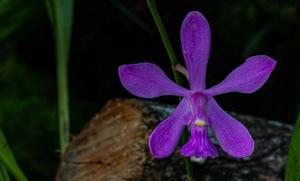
[204,55,277,96]
[149,98,189,158]
[207,98,254,158]
[181,11,211,90]
[118,63,189,98]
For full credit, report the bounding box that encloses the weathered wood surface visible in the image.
[56,99,293,181]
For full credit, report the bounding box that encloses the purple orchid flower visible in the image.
[118,11,276,159]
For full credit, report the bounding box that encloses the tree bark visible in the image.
[56,98,292,181]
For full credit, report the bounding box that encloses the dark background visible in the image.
[0,0,299,180]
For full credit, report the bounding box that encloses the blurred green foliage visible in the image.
[0,0,57,179]
[0,51,58,179]
[110,0,152,34]
[285,112,300,181]
[0,164,10,181]
[0,128,28,181]
[0,0,38,41]
[214,0,300,57]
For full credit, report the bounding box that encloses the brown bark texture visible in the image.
[56,99,292,181]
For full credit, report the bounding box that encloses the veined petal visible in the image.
[204,55,277,96]
[118,63,189,98]
[181,11,211,90]
[207,98,254,158]
[149,98,189,158]
[180,127,218,158]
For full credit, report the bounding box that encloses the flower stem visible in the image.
[146,0,183,85]
[146,0,194,180]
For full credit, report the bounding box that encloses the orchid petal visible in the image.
[149,98,189,158]
[118,63,189,98]
[204,55,277,96]
[207,98,254,158]
[181,11,211,90]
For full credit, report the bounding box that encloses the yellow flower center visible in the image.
[194,119,206,127]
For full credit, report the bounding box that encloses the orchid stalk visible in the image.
[119,10,276,177]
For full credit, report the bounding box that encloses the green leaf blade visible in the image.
[285,112,300,181]
[43,0,74,152]
[0,129,27,181]
[0,164,11,181]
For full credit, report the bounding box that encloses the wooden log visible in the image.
[56,99,292,181]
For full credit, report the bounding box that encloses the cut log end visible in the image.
[56,98,292,181]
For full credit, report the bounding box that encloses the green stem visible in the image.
[146,0,194,180]
[146,0,183,85]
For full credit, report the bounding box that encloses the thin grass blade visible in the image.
[43,0,74,152]
[0,129,27,181]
